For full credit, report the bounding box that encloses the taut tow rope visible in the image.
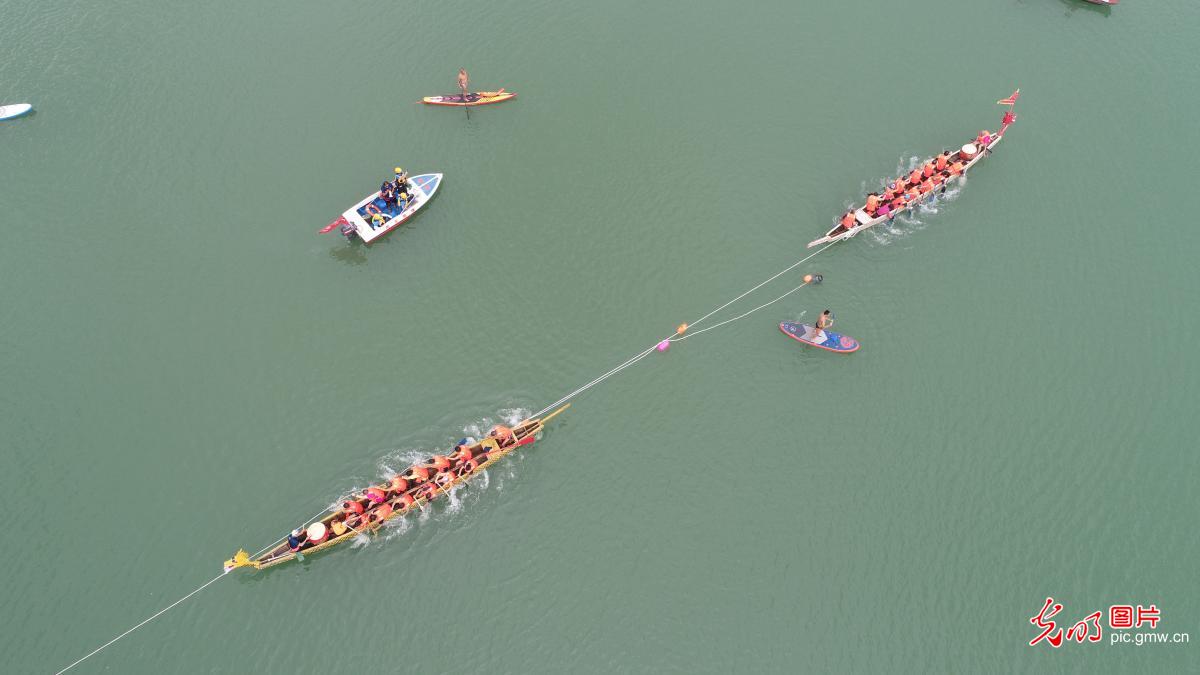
[54,572,228,675]
[55,240,839,672]
[533,241,837,416]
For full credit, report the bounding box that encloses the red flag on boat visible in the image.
[997,89,1020,106]
[1002,110,1016,126]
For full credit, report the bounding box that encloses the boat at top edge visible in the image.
[806,103,1017,249]
[0,103,33,121]
[222,405,568,572]
[422,90,516,107]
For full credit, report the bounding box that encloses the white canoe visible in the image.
[0,103,33,121]
[341,173,443,244]
[806,131,1006,248]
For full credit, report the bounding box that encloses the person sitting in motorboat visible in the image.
[397,189,409,211]
[393,168,410,191]
[370,210,386,230]
[838,210,855,234]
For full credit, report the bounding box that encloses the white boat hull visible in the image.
[341,173,443,244]
[0,103,33,121]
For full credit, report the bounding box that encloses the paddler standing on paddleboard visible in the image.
[458,68,474,103]
[809,310,833,341]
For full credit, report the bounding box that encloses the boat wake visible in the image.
[853,157,969,248]
[359,407,533,546]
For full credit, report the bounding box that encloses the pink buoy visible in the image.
[656,340,670,352]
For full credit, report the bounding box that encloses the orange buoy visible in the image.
[676,323,688,335]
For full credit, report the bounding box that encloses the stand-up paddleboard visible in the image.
[0,103,33,121]
[779,321,860,353]
[422,90,515,107]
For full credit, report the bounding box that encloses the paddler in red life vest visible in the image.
[423,454,452,472]
[908,168,922,186]
[949,160,964,177]
[935,151,949,172]
[838,210,855,234]
[922,161,935,179]
[489,424,515,447]
[976,130,993,148]
[864,193,880,216]
[448,441,474,465]
[400,465,432,484]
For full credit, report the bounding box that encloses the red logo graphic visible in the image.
[1030,597,1064,647]
[1137,605,1160,629]
[1032,598,1165,647]
[1110,605,1134,630]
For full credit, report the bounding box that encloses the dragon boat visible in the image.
[806,100,1018,249]
[223,405,568,572]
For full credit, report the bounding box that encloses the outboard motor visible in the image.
[340,220,357,242]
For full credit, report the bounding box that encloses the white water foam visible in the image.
[364,407,531,546]
[854,158,969,248]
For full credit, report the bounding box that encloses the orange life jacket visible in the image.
[908,170,921,185]
[950,162,964,176]
[865,195,879,212]
[922,163,934,178]
[840,212,855,228]
[936,154,948,171]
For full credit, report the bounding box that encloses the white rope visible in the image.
[683,241,836,328]
[532,241,838,417]
[671,281,811,342]
[54,572,228,675]
[56,237,847,673]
